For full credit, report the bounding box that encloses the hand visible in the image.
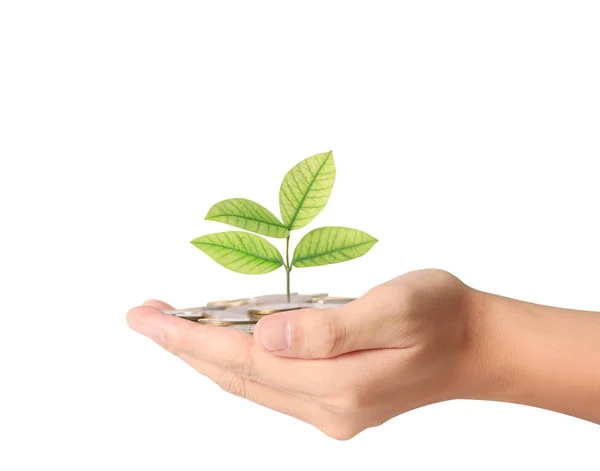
[127,269,481,439]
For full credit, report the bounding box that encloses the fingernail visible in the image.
[259,317,291,352]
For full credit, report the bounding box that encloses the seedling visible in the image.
[191,151,378,302]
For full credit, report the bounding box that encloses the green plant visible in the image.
[191,151,378,302]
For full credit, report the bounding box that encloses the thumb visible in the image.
[254,293,404,359]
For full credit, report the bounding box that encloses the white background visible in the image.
[1,1,599,470]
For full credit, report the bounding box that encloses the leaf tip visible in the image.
[190,235,204,245]
[204,202,218,220]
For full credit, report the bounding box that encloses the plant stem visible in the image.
[286,267,291,303]
[285,236,291,302]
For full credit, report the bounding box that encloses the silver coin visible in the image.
[161,307,208,321]
[229,324,255,334]
[206,298,250,308]
[312,296,356,304]
[252,293,329,304]
[162,307,207,316]
[252,293,298,304]
[201,308,252,320]
[170,293,355,329]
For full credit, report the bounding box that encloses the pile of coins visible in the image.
[161,293,355,334]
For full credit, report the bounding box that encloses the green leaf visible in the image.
[279,151,336,230]
[191,231,284,274]
[292,226,378,268]
[205,198,290,238]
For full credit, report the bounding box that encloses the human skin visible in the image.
[126,269,600,439]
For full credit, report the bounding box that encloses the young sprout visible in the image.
[191,151,378,302]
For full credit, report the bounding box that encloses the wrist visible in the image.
[456,288,522,403]
[458,288,600,423]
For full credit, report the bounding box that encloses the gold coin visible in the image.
[198,320,235,326]
[197,317,257,327]
[248,304,305,317]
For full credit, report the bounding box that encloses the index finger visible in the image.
[126,305,345,395]
[142,299,175,310]
[128,305,254,373]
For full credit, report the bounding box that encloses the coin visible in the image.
[206,298,250,308]
[199,307,237,319]
[230,324,256,334]
[167,293,355,330]
[197,317,257,327]
[313,296,356,304]
[162,307,207,315]
[176,315,205,321]
[252,293,299,304]
[248,303,307,317]
[253,293,330,304]
[161,307,208,321]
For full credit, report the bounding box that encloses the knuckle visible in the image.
[223,347,256,379]
[319,421,361,441]
[365,282,407,315]
[311,314,347,358]
[215,371,247,398]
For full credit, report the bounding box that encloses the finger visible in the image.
[253,284,413,359]
[142,299,175,310]
[176,352,325,427]
[126,305,345,394]
[127,305,254,363]
[127,305,273,383]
